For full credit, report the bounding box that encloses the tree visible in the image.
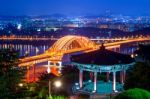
[115,88,150,99]
[31,66,78,98]
[0,49,25,98]
[124,62,150,91]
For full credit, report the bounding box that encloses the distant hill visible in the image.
[131,27,150,36]
[53,27,127,38]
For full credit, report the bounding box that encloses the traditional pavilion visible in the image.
[71,44,135,94]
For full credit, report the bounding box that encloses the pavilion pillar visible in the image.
[79,69,83,88]
[106,72,110,82]
[120,71,124,84]
[123,70,126,82]
[94,72,97,92]
[113,71,116,92]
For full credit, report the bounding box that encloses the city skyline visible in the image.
[0,0,150,16]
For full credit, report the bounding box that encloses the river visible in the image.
[0,40,150,57]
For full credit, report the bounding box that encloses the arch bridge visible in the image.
[19,35,96,67]
[19,35,150,67]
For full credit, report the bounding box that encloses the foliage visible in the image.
[124,62,150,91]
[38,87,48,99]
[28,66,78,98]
[0,49,25,98]
[77,94,89,99]
[47,95,68,99]
[114,88,150,99]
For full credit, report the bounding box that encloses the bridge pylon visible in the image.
[47,61,62,76]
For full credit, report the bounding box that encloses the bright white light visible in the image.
[54,81,62,88]
[37,28,41,32]
[92,90,96,93]
[76,87,80,90]
[58,70,61,74]
[36,47,39,52]
[131,54,134,58]
[75,83,79,86]
[88,80,92,82]
[18,83,23,87]
[17,24,22,30]
[47,66,51,73]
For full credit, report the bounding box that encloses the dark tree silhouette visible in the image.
[124,62,150,91]
[0,49,25,98]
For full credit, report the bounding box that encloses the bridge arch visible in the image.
[45,35,96,53]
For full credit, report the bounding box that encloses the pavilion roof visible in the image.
[71,44,134,66]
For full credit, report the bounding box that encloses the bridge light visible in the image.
[47,66,51,73]
[36,47,39,54]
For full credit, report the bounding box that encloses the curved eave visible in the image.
[71,62,135,72]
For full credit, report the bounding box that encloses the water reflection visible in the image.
[0,43,50,57]
[0,41,149,57]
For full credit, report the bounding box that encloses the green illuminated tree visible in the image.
[115,88,150,99]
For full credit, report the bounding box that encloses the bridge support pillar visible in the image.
[58,62,62,74]
[47,61,51,73]
[26,66,30,83]
[47,61,62,75]
[33,64,36,82]
[79,70,83,88]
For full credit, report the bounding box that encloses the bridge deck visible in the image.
[19,37,150,67]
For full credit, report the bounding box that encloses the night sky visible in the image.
[0,0,150,16]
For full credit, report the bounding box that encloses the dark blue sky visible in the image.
[0,0,150,16]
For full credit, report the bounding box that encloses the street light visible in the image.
[18,83,23,87]
[54,80,62,88]
[48,80,62,97]
[46,62,62,97]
